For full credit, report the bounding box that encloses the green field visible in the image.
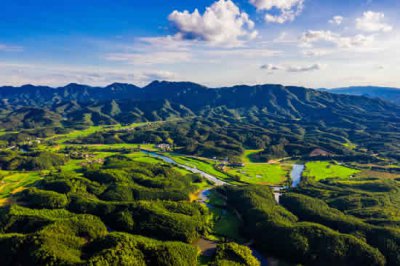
[242,149,264,163]
[303,161,360,181]
[226,163,289,185]
[0,171,42,201]
[165,154,232,181]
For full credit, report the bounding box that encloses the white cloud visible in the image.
[141,70,177,81]
[356,11,392,32]
[260,63,325,73]
[287,63,325,72]
[168,0,257,46]
[260,64,284,71]
[329,16,343,26]
[302,49,330,57]
[300,30,374,48]
[249,0,304,24]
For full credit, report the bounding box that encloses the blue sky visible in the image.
[0,0,399,87]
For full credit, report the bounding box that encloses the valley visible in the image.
[2,0,400,264]
[0,82,400,265]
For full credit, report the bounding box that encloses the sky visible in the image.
[0,0,399,88]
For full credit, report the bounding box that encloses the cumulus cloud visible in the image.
[249,0,304,24]
[260,63,325,73]
[329,16,343,26]
[300,30,374,48]
[356,11,393,32]
[168,0,257,46]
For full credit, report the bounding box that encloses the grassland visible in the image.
[242,149,264,163]
[226,163,289,185]
[164,153,232,180]
[0,171,42,202]
[303,161,360,181]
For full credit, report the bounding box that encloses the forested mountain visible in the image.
[321,86,400,105]
[2,81,400,265]
[2,81,399,122]
[2,81,400,160]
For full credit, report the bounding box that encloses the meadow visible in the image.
[226,163,289,185]
[303,161,359,181]
[0,171,42,202]
[242,149,264,163]
[164,153,232,181]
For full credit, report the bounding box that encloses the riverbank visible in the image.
[143,150,296,266]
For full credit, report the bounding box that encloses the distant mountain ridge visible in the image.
[320,86,400,105]
[2,81,400,160]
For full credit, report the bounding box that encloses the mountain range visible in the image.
[320,86,400,105]
[1,81,400,160]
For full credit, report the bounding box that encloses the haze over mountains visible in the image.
[321,86,400,105]
[2,81,399,107]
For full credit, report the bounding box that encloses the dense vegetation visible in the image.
[2,81,400,160]
[212,243,260,266]
[0,151,66,171]
[2,81,400,265]
[0,156,212,265]
[322,86,400,105]
[223,185,389,266]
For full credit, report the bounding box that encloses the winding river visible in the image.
[291,164,305,187]
[142,150,299,265]
[141,150,227,186]
[273,164,305,203]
